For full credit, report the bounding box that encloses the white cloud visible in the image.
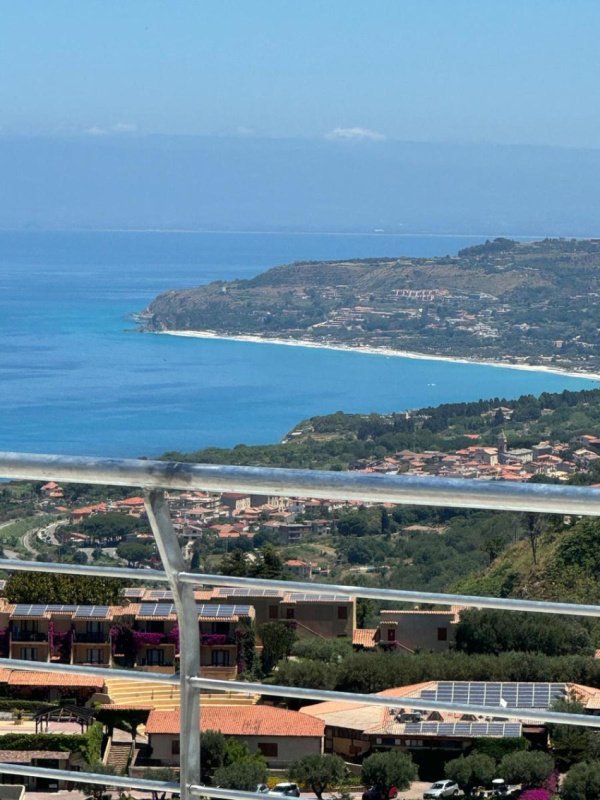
[85,122,138,136]
[325,126,385,141]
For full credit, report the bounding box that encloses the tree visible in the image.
[289,754,347,799]
[80,512,140,544]
[548,699,598,770]
[79,763,117,800]
[116,540,154,567]
[6,572,123,604]
[498,750,554,787]
[258,622,297,674]
[199,730,227,785]
[212,760,267,791]
[562,761,600,800]
[361,751,417,796]
[445,753,495,794]
[522,513,543,566]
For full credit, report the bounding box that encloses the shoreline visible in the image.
[154,330,600,382]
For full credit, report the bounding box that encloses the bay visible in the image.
[0,230,595,458]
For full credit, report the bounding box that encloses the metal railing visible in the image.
[0,451,600,800]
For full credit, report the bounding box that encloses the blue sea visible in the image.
[0,230,595,458]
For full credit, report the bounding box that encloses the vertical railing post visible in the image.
[145,490,200,800]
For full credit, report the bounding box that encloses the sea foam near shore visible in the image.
[156,330,600,382]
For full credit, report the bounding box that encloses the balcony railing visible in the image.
[0,451,600,800]
[10,631,47,642]
[73,632,110,643]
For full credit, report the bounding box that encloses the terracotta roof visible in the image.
[352,628,377,647]
[7,670,105,689]
[147,706,325,737]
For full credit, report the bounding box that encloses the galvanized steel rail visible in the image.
[0,451,599,799]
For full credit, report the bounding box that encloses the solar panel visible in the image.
[139,603,175,617]
[417,682,567,710]
[13,604,47,617]
[287,592,348,602]
[216,588,280,597]
[123,588,145,599]
[196,604,252,617]
[402,721,522,738]
[74,605,110,619]
[146,590,174,600]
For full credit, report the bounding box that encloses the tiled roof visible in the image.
[6,670,105,689]
[147,706,325,737]
[352,628,377,647]
[0,751,70,763]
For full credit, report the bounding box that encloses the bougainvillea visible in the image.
[200,634,230,646]
[519,789,551,800]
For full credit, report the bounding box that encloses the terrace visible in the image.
[0,452,600,800]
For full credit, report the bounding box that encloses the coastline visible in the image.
[154,329,600,382]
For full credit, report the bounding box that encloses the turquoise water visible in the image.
[0,230,595,458]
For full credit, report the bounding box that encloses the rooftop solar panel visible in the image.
[73,605,110,619]
[139,603,175,617]
[416,682,567,710]
[146,590,174,600]
[402,721,522,738]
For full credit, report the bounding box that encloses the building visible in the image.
[353,608,461,653]
[301,680,574,779]
[146,706,325,768]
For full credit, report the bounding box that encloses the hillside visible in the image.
[143,237,600,372]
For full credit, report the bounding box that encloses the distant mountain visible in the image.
[143,237,600,373]
[3,134,600,233]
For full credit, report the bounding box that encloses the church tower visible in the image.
[498,430,508,463]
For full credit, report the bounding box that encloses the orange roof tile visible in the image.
[147,706,325,737]
[352,628,377,647]
[7,670,104,689]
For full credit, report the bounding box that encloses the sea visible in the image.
[0,230,595,458]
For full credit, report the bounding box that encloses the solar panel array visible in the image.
[216,588,281,597]
[122,588,145,599]
[13,604,110,618]
[138,602,253,618]
[418,682,566,709]
[403,721,522,738]
[145,590,174,601]
[139,603,174,617]
[288,593,348,602]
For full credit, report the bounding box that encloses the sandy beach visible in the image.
[155,330,600,382]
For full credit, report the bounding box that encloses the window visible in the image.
[86,649,104,664]
[437,627,448,641]
[20,647,38,660]
[147,648,165,666]
[171,739,180,755]
[258,742,278,758]
[387,628,396,642]
[337,606,348,620]
[86,621,104,635]
[146,621,165,634]
[211,650,230,667]
[286,608,295,619]
[211,621,230,635]
[268,605,279,619]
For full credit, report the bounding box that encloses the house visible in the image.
[301,680,571,779]
[146,705,325,767]
[285,559,313,579]
[353,608,461,653]
[221,493,252,514]
[0,751,72,791]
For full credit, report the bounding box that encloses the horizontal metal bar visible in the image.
[0,557,168,582]
[190,676,600,729]
[189,788,296,800]
[180,571,600,618]
[3,451,600,515]
[0,763,180,793]
[0,657,180,684]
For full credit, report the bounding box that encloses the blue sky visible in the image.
[1,1,599,147]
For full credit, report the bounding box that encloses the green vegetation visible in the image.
[289,754,347,799]
[360,750,417,795]
[562,761,600,800]
[200,730,266,788]
[5,572,124,604]
[444,753,496,794]
[144,238,600,372]
[0,721,104,765]
[271,651,600,694]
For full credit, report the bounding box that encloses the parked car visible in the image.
[269,783,301,797]
[423,780,460,799]
[256,785,269,794]
[362,786,398,800]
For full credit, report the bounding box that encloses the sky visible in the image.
[1,0,600,148]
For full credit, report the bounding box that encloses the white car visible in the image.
[423,780,460,799]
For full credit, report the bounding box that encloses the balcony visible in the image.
[73,632,109,643]
[11,631,47,642]
[0,452,599,800]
